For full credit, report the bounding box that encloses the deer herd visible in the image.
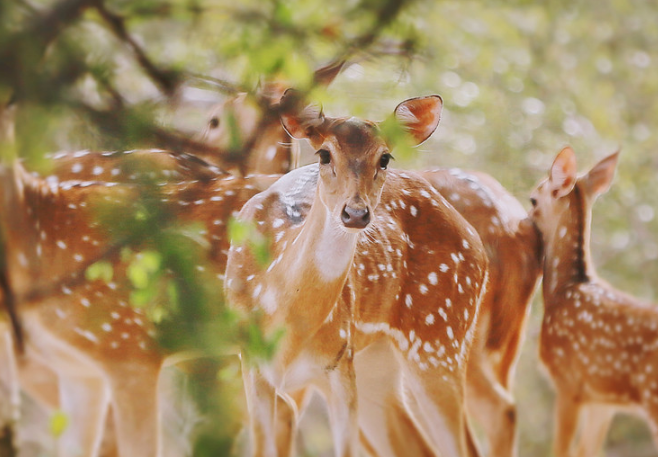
[0,67,656,457]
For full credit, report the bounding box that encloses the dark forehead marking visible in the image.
[330,118,380,149]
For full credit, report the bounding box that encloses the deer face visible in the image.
[281,94,442,232]
[530,146,619,238]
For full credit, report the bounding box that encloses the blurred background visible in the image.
[1,0,657,455]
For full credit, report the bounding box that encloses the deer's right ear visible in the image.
[280,89,324,141]
[394,95,443,146]
[549,146,577,198]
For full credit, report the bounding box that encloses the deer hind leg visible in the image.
[573,404,614,457]
[552,391,583,457]
[57,373,110,457]
[107,363,162,457]
[355,339,437,457]
[465,350,516,457]
[403,365,476,457]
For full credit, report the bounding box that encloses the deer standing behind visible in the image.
[225,93,489,457]
[530,146,658,457]
[419,169,542,457]
[0,160,277,456]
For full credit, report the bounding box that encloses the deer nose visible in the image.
[341,205,370,229]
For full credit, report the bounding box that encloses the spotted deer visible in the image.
[529,146,658,457]
[420,169,542,457]
[0,161,274,456]
[225,93,489,457]
[200,60,346,176]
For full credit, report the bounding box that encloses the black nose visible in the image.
[341,205,370,229]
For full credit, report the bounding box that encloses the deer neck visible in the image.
[261,180,359,353]
[542,184,596,301]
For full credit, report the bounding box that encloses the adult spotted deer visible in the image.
[420,169,542,457]
[225,93,489,457]
[529,146,658,457]
[0,161,273,456]
[201,60,345,176]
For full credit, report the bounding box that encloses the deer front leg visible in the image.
[57,374,110,457]
[319,349,359,457]
[0,331,19,428]
[107,363,162,457]
[242,362,279,457]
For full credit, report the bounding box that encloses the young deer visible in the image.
[225,93,489,457]
[530,146,658,457]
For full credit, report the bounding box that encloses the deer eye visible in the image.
[317,149,331,165]
[209,117,220,129]
[379,153,393,170]
[530,198,537,207]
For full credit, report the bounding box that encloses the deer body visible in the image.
[226,95,489,457]
[530,147,658,457]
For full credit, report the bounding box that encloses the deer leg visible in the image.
[324,352,359,457]
[107,363,162,457]
[403,366,475,457]
[57,374,110,457]
[553,391,582,457]
[274,390,304,457]
[355,339,437,457]
[0,331,20,427]
[465,350,516,457]
[573,404,613,457]
[241,362,278,457]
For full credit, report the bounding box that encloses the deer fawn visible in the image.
[225,92,489,457]
[530,146,658,457]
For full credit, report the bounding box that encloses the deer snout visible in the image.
[341,204,370,229]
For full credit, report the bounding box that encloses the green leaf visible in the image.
[49,410,69,438]
[85,260,114,283]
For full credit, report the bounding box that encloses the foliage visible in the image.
[1,0,657,455]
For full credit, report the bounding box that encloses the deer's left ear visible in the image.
[549,146,577,198]
[584,151,619,199]
[393,95,443,146]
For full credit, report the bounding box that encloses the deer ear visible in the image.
[279,89,324,141]
[312,59,346,87]
[393,95,443,146]
[584,151,619,199]
[549,147,577,198]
